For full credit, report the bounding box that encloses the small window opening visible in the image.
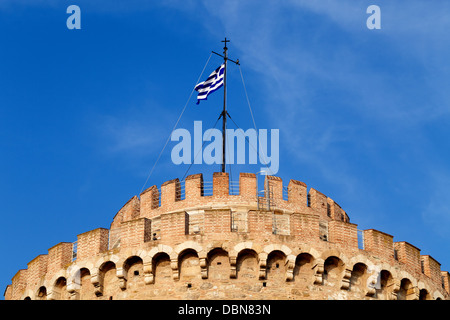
[217,262,222,265]
[134,270,139,276]
[262,282,267,287]
[187,283,192,288]
[276,263,279,268]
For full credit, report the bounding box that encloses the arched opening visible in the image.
[36,286,47,300]
[53,277,69,300]
[293,253,315,287]
[323,256,344,286]
[24,296,31,300]
[100,261,118,299]
[79,268,95,300]
[266,250,286,283]
[153,252,172,285]
[397,278,415,300]
[376,270,394,300]
[124,256,144,291]
[236,249,258,280]
[419,288,430,300]
[349,263,368,295]
[178,249,201,284]
[207,248,230,281]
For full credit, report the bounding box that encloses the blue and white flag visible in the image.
[194,64,225,104]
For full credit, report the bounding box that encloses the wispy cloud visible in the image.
[422,170,450,240]
[90,99,174,161]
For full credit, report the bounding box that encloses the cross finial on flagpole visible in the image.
[222,37,230,48]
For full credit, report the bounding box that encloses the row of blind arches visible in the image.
[25,248,437,300]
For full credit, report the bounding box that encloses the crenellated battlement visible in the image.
[4,172,449,300]
[113,172,349,227]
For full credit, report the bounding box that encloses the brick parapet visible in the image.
[76,228,109,261]
[5,172,449,300]
[394,241,422,277]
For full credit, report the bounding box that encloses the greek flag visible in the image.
[194,64,225,104]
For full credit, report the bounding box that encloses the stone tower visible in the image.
[4,172,449,300]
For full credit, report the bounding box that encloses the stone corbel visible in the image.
[411,286,420,300]
[285,255,295,282]
[143,262,154,285]
[66,282,80,300]
[171,258,179,281]
[340,268,352,290]
[259,258,267,280]
[229,256,237,279]
[258,252,267,280]
[46,289,55,300]
[200,257,208,279]
[390,279,401,300]
[313,260,324,285]
[116,267,127,290]
[90,273,103,297]
[365,275,377,297]
[366,285,376,297]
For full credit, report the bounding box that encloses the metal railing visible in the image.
[357,229,365,250]
[282,186,289,201]
[147,179,292,209]
[72,241,77,261]
[229,181,240,195]
[202,181,214,196]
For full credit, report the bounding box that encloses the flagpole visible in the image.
[221,38,229,173]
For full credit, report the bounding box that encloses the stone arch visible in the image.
[292,245,320,260]
[231,241,257,258]
[236,248,259,280]
[265,250,287,282]
[321,248,349,266]
[433,290,445,300]
[148,244,178,264]
[146,244,175,284]
[52,276,69,300]
[419,288,431,300]
[207,248,230,281]
[65,261,95,300]
[293,253,315,287]
[98,261,119,299]
[262,244,292,257]
[348,262,369,296]
[36,286,47,300]
[178,248,202,284]
[323,256,345,287]
[376,269,395,300]
[22,288,35,301]
[122,256,144,291]
[152,252,173,285]
[47,270,66,300]
[78,268,95,300]
[148,244,175,261]
[174,241,205,258]
[397,277,416,300]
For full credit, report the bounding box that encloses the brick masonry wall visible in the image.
[4,172,449,300]
[394,242,422,276]
[328,220,358,250]
[421,255,442,287]
[47,242,73,280]
[120,218,152,249]
[76,228,109,261]
[364,229,395,265]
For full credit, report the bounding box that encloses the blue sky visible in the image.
[1,1,450,296]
